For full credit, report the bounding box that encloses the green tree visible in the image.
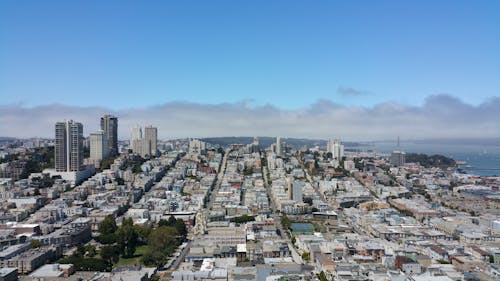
[230,215,255,224]
[133,164,143,174]
[96,233,117,245]
[99,216,117,235]
[76,245,86,257]
[142,249,167,267]
[405,153,456,168]
[85,245,97,257]
[158,216,187,239]
[157,219,168,227]
[318,271,328,281]
[281,215,292,230]
[31,240,41,248]
[302,251,311,262]
[116,218,138,258]
[149,226,179,251]
[243,166,254,175]
[142,226,180,267]
[158,215,177,227]
[100,245,120,264]
[19,159,41,179]
[59,256,111,272]
[168,215,177,225]
[174,219,188,239]
[134,224,152,244]
[100,157,117,170]
[31,174,54,188]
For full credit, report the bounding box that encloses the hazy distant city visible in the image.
[1,1,500,281]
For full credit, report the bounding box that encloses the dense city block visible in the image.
[0,126,499,281]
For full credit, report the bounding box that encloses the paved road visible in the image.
[165,151,230,276]
[168,240,191,271]
[261,151,304,264]
[261,152,282,234]
[174,150,229,267]
[208,149,230,210]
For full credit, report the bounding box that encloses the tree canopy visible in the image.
[142,226,180,267]
[405,153,456,168]
[99,216,117,235]
[116,217,139,258]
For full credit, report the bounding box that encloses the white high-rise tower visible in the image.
[90,130,109,167]
[276,136,282,156]
[55,120,84,172]
[131,125,143,154]
[328,138,344,159]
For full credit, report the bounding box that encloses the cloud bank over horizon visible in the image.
[1,94,499,141]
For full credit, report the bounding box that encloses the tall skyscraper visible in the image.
[55,120,84,172]
[90,130,109,167]
[100,114,118,156]
[276,136,282,156]
[130,125,143,155]
[390,151,406,166]
[327,138,344,159]
[251,136,260,153]
[143,126,158,157]
[129,125,158,158]
[334,139,344,159]
[131,125,142,144]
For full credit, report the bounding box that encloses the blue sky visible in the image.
[1,0,498,110]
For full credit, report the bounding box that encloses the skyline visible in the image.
[1,1,499,110]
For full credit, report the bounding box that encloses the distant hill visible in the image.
[201,137,326,148]
[411,138,500,146]
[0,137,17,141]
[405,153,456,168]
[0,137,17,145]
[201,137,363,149]
[373,138,500,146]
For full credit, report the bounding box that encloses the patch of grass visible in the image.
[115,245,149,267]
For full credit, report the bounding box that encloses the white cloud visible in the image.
[0,95,499,141]
[337,86,369,96]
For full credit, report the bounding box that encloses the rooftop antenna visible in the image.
[397,136,400,148]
